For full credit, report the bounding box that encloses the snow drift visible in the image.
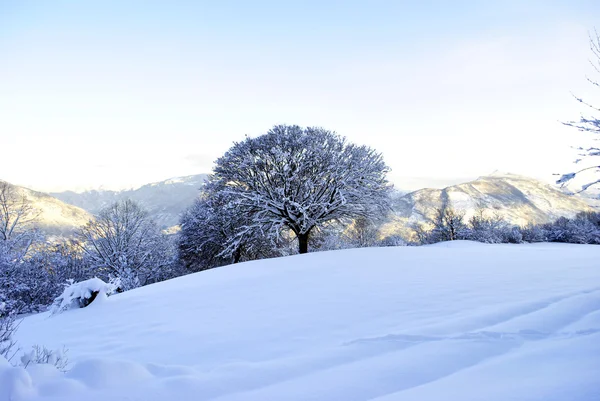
[9,242,600,400]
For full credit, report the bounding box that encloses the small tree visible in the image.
[78,200,171,290]
[209,125,392,254]
[466,209,508,243]
[410,221,430,244]
[558,30,600,194]
[0,181,40,262]
[344,216,381,248]
[429,203,467,242]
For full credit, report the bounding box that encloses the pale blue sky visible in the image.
[1,1,599,191]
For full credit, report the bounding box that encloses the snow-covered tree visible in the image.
[209,125,392,254]
[520,224,547,243]
[465,209,518,244]
[558,30,600,194]
[0,181,40,262]
[343,216,382,248]
[410,221,430,244]
[77,200,172,290]
[543,212,600,244]
[428,203,468,242]
[178,194,237,271]
[179,189,284,271]
[0,181,49,313]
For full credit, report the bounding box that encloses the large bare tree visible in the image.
[209,125,392,254]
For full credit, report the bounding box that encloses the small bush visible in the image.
[50,278,119,315]
[20,345,69,372]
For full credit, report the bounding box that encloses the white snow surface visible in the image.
[9,242,600,400]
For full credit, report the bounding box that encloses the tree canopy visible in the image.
[208,125,392,254]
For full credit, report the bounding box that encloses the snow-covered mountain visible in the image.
[51,174,208,229]
[0,181,91,236]
[383,173,593,238]
[50,172,594,236]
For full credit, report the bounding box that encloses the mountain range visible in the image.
[382,172,594,239]
[51,174,208,229]
[0,181,92,236]
[3,172,596,239]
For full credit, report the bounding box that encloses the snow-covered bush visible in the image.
[379,234,407,247]
[520,224,547,242]
[20,345,68,372]
[464,210,511,244]
[50,278,119,315]
[542,213,600,244]
[504,226,524,243]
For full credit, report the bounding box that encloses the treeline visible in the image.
[2,185,599,318]
[412,205,600,245]
[0,181,183,317]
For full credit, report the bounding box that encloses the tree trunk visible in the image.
[232,247,242,264]
[298,232,309,254]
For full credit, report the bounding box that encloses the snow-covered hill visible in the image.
[8,242,600,400]
[51,174,208,229]
[1,181,91,236]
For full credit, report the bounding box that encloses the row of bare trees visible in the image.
[0,181,180,315]
[411,202,600,245]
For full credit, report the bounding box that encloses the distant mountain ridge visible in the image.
[51,174,208,229]
[0,181,92,236]
[381,173,593,238]
[49,172,595,237]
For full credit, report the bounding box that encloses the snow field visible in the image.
[5,241,600,400]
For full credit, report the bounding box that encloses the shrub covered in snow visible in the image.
[20,345,68,372]
[50,278,119,315]
[542,212,600,244]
